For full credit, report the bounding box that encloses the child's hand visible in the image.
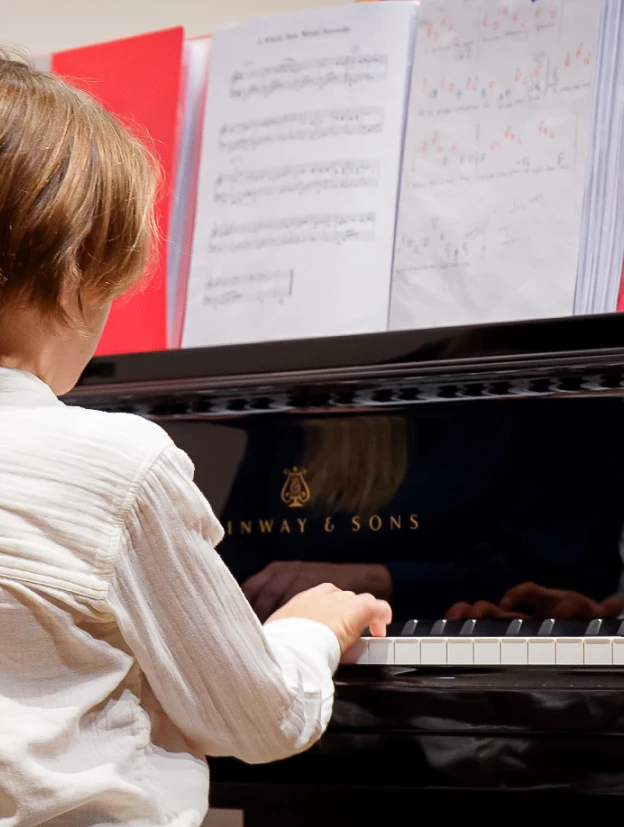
[265,582,392,654]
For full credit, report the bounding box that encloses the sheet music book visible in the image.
[389,0,603,331]
[182,2,418,348]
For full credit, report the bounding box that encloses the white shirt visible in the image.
[0,367,340,826]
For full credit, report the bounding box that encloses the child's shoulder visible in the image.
[61,404,173,464]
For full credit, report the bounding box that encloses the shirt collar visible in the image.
[0,367,62,407]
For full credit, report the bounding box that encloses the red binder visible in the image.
[52,27,185,355]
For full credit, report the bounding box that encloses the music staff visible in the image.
[230,54,388,100]
[203,270,294,308]
[214,159,379,205]
[218,107,384,153]
[208,212,376,253]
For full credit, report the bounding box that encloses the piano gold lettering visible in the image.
[224,513,419,536]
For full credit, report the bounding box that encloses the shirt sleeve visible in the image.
[107,444,340,765]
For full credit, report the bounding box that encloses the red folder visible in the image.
[52,27,185,355]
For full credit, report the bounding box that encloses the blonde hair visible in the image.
[301,416,410,516]
[0,51,158,326]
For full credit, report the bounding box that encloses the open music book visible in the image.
[181,0,619,349]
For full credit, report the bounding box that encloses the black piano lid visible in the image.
[73,313,624,396]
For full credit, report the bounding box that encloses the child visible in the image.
[0,54,391,826]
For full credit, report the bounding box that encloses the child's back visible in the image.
[0,367,335,822]
[0,54,390,826]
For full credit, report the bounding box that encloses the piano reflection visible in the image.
[177,398,624,626]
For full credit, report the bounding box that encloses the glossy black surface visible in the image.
[72,322,624,814]
[76,313,624,391]
[211,668,624,821]
[153,393,624,810]
[166,397,624,623]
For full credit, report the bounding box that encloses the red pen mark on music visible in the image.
[538,121,556,139]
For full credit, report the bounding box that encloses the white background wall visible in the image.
[1,0,342,55]
[1,1,345,823]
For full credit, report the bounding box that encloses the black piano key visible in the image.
[460,619,476,636]
[538,618,555,636]
[430,619,465,636]
[400,619,418,636]
[461,619,512,637]
[548,620,590,637]
[506,618,544,636]
[397,619,434,636]
[586,618,624,636]
[401,619,435,636]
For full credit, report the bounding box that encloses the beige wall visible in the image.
[1,0,343,55]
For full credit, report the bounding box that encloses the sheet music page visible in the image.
[389,0,601,331]
[182,2,417,348]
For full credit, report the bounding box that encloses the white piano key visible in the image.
[420,639,447,665]
[528,638,556,665]
[394,638,421,666]
[613,639,624,665]
[501,638,528,665]
[447,638,473,665]
[368,638,396,665]
[348,634,623,668]
[584,638,613,665]
[556,638,584,665]
[342,638,369,665]
[474,638,500,665]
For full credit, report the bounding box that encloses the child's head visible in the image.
[0,52,158,394]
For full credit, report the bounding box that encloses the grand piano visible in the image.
[69,314,624,822]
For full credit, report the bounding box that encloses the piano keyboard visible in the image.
[345,618,624,667]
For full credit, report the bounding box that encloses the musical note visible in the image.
[208,213,375,254]
[395,215,487,276]
[417,6,477,56]
[203,270,294,308]
[214,159,379,205]
[406,114,574,188]
[230,54,388,100]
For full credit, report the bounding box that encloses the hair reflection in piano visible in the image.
[167,398,624,625]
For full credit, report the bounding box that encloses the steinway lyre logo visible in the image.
[281,466,311,509]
